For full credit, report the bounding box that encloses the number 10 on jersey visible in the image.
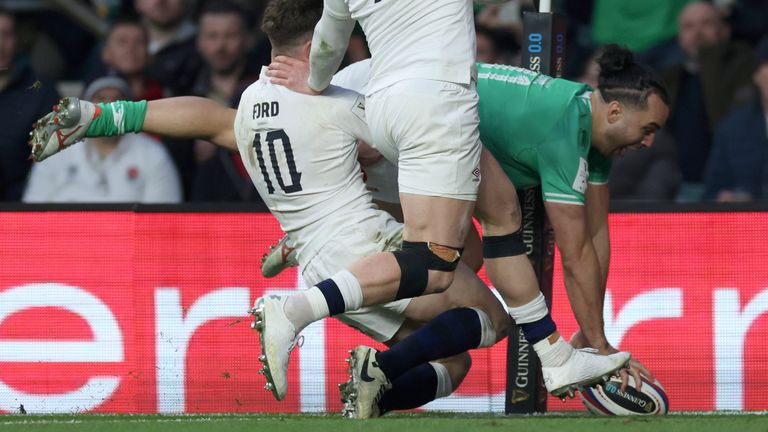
[252,129,303,194]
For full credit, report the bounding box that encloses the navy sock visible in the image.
[378,363,437,414]
[376,307,480,380]
[519,313,557,344]
[316,279,345,316]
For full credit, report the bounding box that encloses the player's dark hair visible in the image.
[261,0,322,51]
[199,0,253,31]
[597,45,670,109]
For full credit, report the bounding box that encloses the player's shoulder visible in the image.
[318,84,364,114]
[332,59,371,92]
[477,62,542,81]
[323,84,362,100]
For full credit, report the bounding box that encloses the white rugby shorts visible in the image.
[366,79,482,201]
[301,211,410,342]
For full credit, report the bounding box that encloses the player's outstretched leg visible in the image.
[261,235,298,278]
[342,306,496,418]
[376,354,466,416]
[250,295,302,401]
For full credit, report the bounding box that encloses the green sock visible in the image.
[85,100,148,137]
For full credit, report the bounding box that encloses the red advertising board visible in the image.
[0,211,766,413]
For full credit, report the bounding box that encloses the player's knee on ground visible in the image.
[392,241,463,299]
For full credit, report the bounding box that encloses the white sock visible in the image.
[430,362,453,399]
[284,287,329,332]
[507,292,549,324]
[331,270,364,312]
[533,335,573,368]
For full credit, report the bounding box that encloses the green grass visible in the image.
[1,413,766,432]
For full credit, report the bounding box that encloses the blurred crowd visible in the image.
[2,0,768,204]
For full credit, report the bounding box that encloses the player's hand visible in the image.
[618,357,654,393]
[267,56,320,95]
[569,329,644,392]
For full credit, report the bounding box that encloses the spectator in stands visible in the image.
[0,8,59,201]
[96,18,165,101]
[137,0,202,96]
[475,1,529,41]
[662,1,755,201]
[136,0,203,197]
[191,0,257,105]
[591,0,690,71]
[720,0,768,46]
[476,24,505,64]
[703,35,768,202]
[189,0,258,163]
[23,77,182,203]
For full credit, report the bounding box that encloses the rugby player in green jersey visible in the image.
[474,45,670,354]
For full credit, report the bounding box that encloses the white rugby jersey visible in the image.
[310,0,479,94]
[235,68,379,259]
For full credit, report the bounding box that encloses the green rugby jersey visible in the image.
[477,63,612,205]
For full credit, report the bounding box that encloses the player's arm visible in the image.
[544,200,611,353]
[308,1,355,93]
[585,182,610,286]
[584,181,656,389]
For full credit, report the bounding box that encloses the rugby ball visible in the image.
[580,375,669,415]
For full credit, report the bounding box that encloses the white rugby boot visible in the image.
[543,348,630,400]
[28,97,100,161]
[250,295,302,401]
[261,235,298,278]
[340,346,390,419]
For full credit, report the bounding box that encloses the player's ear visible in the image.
[606,100,622,124]
[302,40,312,60]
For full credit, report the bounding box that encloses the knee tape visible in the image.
[392,241,463,300]
[470,307,497,348]
[483,228,527,258]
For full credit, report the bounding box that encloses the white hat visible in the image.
[82,76,132,101]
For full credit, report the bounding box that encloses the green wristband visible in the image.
[85,100,148,137]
